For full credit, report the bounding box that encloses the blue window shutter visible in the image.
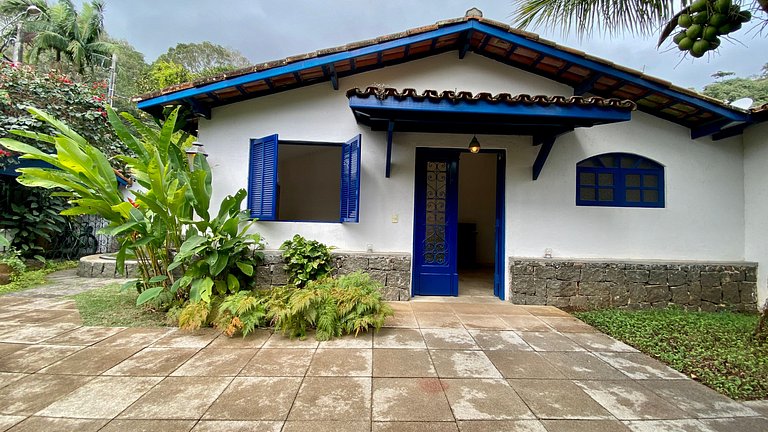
[340,134,362,223]
[248,135,279,220]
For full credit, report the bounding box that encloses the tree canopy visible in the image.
[702,63,768,105]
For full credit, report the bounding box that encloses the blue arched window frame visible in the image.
[576,153,665,208]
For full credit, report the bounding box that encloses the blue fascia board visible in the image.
[137,22,474,110]
[467,22,747,122]
[349,96,632,122]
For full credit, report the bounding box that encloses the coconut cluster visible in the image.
[673,0,751,57]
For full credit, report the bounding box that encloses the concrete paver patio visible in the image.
[0,292,766,431]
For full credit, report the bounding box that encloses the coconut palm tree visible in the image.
[28,0,113,73]
[511,0,766,40]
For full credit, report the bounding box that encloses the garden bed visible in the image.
[0,261,78,296]
[575,307,768,400]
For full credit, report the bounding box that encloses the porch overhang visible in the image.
[347,87,636,179]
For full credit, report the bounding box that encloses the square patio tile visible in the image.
[523,306,572,317]
[623,419,718,432]
[564,332,638,352]
[485,351,565,379]
[150,328,219,349]
[639,379,758,418]
[0,343,26,359]
[100,419,196,431]
[373,328,426,349]
[441,378,533,420]
[450,304,492,315]
[411,303,453,313]
[0,373,26,390]
[541,419,632,432]
[375,421,459,431]
[457,314,508,330]
[373,348,436,377]
[468,330,532,351]
[41,327,126,346]
[0,415,25,431]
[456,420,546,431]
[36,376,161,419]
[307,348,372,376]
[385,301,413,312]
[415,312,464,329]
[207,329,271,349]
[262,333,319,349]
[171,348,255,377]
[700,417,768,432]
[593,352,687,380]
[6,417,107,431]
[518,332,586,351]
[372,377,454,421]
[430,350,501,378]
[538,316,597,333]
[191,420,283,431]
[105,348,198,376]
[119,376,231,419]
[95,328,174,348]
[422,328,478,350]
[239,348,314,376]
[574,380,690,420]
[318,332,372,348]
[203,377,301,420]
[284,420,370,432]
[508,379,613,420]
[0,345,82,373]
[484,304,535,316]
[497,315,552,332]
[539,352,628,380]
[743,399,768,416]
[0,374,92,415]
[40,347,140,375]
[288,377,371,421]
[382,311,419,328]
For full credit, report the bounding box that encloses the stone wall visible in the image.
[510,258,758,312]
[255,251,411,301]
[78,251,412,301]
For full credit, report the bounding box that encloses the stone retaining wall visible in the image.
[77,254,138,278]
[256,251,412,301]
[510,258,758,312]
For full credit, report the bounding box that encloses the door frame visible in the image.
[411,147,506,300]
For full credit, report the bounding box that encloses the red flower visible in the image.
[0,149,11,158]
[127,198,139,208]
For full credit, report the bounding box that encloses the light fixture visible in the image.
[468,135,481,153]
[25,5,42,16]
[185,141,208,169]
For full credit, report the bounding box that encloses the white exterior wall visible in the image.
[744,122,768,306]
[199,52,748,300]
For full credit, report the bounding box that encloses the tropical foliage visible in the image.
[280,234,335,287]
[702,63,768,105]
[511,0,766,57]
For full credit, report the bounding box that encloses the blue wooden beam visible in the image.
[235,85,247,95]
[185,98,211,120]
[385,121,394,178]
[264,78,275,90]
[532,135,556,181]
[329,64,339,91]
[690,119,737,140]
[712,122,749,141]
[574,73,601,95]
[206,92,220,102]
[459,29,474,59]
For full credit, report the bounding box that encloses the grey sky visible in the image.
[102,0,767,92]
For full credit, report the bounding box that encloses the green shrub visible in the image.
[267,271,393,340]
[214,291,267,337]
[0,248,26,275]
[280,234,334,287]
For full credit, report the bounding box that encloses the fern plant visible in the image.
[214,291,267,337]
[280,234,334,287]
[266,271,393,341]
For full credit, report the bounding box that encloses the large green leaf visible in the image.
[236,261,254,276]
[178,234,207,258]
[136,286,164,305]
[26,107,89,147]
[106,106,147,159]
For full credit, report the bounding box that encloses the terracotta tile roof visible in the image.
[346,87,637,110]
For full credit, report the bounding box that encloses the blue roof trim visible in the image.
[137,22,473,110]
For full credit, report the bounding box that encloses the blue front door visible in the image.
[412,148,459,296]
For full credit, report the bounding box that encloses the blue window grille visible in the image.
[576,153,664,208]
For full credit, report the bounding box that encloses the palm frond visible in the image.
[511,0,680,37]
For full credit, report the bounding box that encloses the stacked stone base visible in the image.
[256,251,412,301]
[77,254,138,278]
[510,258,758,312]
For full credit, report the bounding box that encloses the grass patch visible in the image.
[0,260,78,295]
[71,283,167,327]
[574,307,768,400]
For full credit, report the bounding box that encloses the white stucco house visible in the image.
[134,10,768,310]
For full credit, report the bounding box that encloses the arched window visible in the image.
[576,153,664,208]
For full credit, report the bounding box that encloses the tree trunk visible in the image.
[756,299,768,340]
